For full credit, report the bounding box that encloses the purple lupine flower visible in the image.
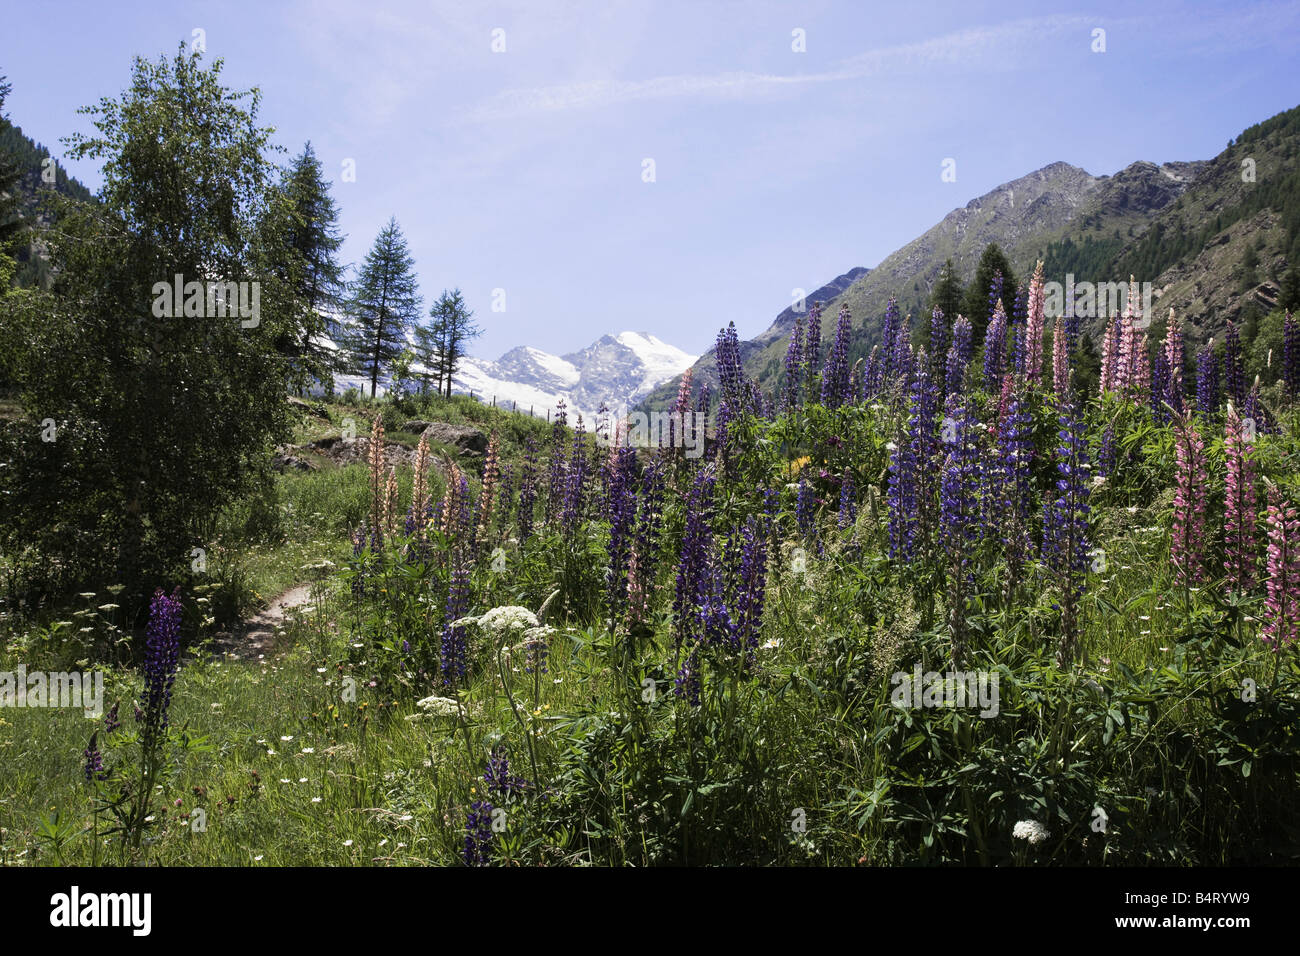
[674,647,701,705]
[83,733,106,782]
[795,476,815,539]
[929,307,949,390]
[781,314,804,413]
[820,304,853,409]
[804,301,822,396]
[1096,424,1116,480]
[560,417,588,533]
[524,630,549,674]
[103,701,120,734]
[440,564,471,686]
[628,460,666,626]
[518,436,538,541]
[140,587,182,739]
[939,397,982,664]
[1041,399,1092,665]
[695,383,711,444]
[1224,322,1246,410]
[730,513,771,659]
[1283,312,1299,403]
[604,445,639,626]
[982,300,1008,393]
[838,471,856,530]
[1243,380,1270,437]
[987,270,1005,331]
[673,467,716,649]
[464,800,494,866]
[483,745,527,798]
[995,388,1034,570]
[1163,309,1185,414]
[864,346,881,401]
[545,399,569,525]
[879,298,902,385]
[894,316,913,391]
[715,321,745,404]
[1010,283,1029,377]
[1151,351,1171,425]
[1196,341,1219,417]
[945,315,972,396]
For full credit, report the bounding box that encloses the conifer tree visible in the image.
[349,216,421,398]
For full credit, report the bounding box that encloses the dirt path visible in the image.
[209,582,316,661]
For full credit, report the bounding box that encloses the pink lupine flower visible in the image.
[1263,487,1300,649]
[1224,404,1259,592]
[1163,308,1183,409]
[1025,261,1046,383]
[1052,317,1070,397]
[1100,316,1119,395]
[1171,412,1208,587]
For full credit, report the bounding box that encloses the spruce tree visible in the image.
[963,243,1018,345]
[282,142,346,381]
[421,288,480,398]
[349,216,421,398]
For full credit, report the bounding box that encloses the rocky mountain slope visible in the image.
[639,102,1300,411]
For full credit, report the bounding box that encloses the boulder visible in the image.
[419,422,489,456]
[308,436,416,467]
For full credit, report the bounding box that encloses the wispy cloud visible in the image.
[460,15,1094,122]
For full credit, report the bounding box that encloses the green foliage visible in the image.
[0,47,292,604]
[346,217,422,399]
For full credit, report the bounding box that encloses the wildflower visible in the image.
[1053,317,1070,396]
[1163,308,1184,413]
[140,587,182,740]
[440,564,471,686]
[604,444,639,626]
[673,468,715,649]
[982,299,1008,393]
[415,695,461,718]
[475,431,501,549]
[102,701,120,734]
[1263,487,1300,649]
[945,315,972,396]
[464,800,494,866]
[1024,263,1047,383]
[820,304,854,409]
[1012,820,1050,845]
[1196,340,1219,416]
[781,314,803,414]
[804,301,822,394]
[1041,400,1092,665]
[1224,321,1246,410]
[82,733,106,782]
[838,471,856,530]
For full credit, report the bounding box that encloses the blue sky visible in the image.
[4,0,1300,359]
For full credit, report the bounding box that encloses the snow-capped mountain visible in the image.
[454,332,697,423]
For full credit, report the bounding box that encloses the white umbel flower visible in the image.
[1012,820,1050,845]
